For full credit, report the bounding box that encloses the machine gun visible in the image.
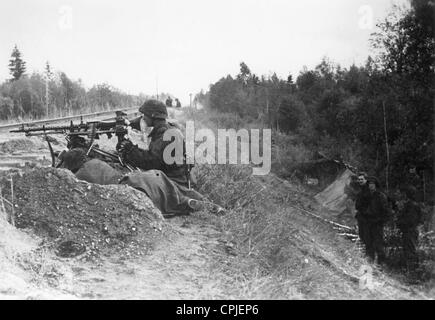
[10,111,138,171]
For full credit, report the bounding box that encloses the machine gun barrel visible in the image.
[10,120,117,133]
[13,129,121,137]
[12,124,81,132]
[9,118,129,139]
[9,110,137,171]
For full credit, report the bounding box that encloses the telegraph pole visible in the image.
[189,93,192,108]
[45,77,49,118]
[382,101,390,192]
[156,76,159,100]
[45,61,51,118]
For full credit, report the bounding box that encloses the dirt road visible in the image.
[0,209,234,300]
[0,108,432,300]
[66,216,232,299]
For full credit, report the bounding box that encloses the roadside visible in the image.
[0,107,432,300]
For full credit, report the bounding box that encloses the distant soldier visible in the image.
[406,164,422,186]
[165,96,173,108]
[363,176,392,264]
[175,98,181,108]
[355,172,370,249]
[404,163,423,201]
[396,185,423,271]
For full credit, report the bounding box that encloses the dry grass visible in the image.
[181,107,432,299]
[193,163,433,299]
[181,107,314,180]
[0,107,430,299]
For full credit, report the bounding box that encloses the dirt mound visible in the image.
[0,167,165,260]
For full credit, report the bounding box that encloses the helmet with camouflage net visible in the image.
[139,99,168,119]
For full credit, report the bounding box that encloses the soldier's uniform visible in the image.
[357,177,391,263]
[58,148,88,173]
[364,187,391,263]
[165,97,173,108]
[355,183,370,248]
[396,186,423,270]
[58,100,222,217]
[403,165,424,202]
[123,119,189,185]
[117,100,205,216]
[175,99,181,108]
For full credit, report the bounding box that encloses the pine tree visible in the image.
[8,45,27,81]
[45,61,53,80]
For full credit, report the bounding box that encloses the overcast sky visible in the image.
[0,0,408,104]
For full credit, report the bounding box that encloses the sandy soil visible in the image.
[0,109,432,300]
[0,121,237,300]
[63,216,231,299]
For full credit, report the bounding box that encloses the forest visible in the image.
[194,1,434,197]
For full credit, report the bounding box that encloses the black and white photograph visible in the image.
[0,0,433,304]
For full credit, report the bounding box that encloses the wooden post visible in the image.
[9,175,15,227]
[382,101,390,192]
[423,170,426,202]
[45,77,49,118]
[0,186,6,222]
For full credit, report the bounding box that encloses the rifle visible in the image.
[180,131,193,189]
[10,111,137,171]
[185,163,193,190]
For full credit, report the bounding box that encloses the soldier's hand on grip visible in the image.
[116,139,133,155]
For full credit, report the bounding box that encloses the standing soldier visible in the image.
[355,172,370,250]
[165,96,173,108]
[175,98,181,108]
[404,163,423,201]
[363,176,392,264]
[396,185,423,272]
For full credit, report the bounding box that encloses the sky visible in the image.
[0,0,409,104]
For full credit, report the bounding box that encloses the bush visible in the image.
[277,95,308,133]
[271,131,312,178]
[0,96,13,120]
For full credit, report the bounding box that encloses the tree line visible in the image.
[0,46,149,121]
[195,1,434,196]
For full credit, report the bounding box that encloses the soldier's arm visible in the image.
[355,194,364,212]
[122,128,174,171]
[123,146,163,171]
[128,116,142,131]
